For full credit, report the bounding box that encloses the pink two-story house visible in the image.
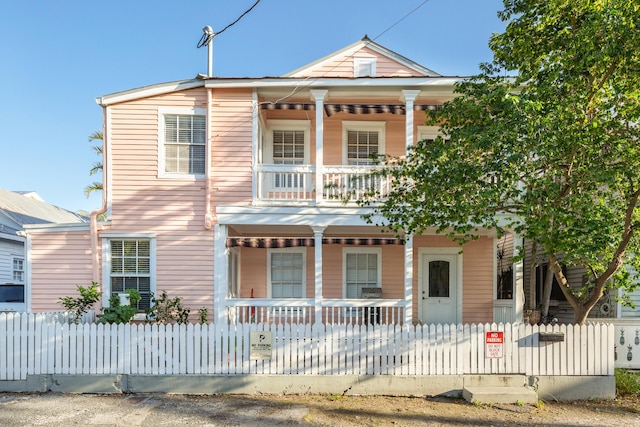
[24,37,524,325]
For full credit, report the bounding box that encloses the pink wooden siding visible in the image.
[461,237,494,324]
[411,235,494,324]
[299,46,423,78]
[29,230,94,312]
[211,88,254,206]
[107,88,215,315]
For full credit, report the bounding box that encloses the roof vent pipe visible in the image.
[197,26,215,77]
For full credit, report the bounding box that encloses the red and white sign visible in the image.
[485,331,504,358]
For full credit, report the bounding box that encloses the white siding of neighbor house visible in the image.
[0,239,24,284]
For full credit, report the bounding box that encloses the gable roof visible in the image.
[97,37,457,106]
[284,36,441,78]
[0,188,86,236]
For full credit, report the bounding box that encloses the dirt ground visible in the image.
[1,392,639,426]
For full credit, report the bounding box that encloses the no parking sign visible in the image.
[485,331,504,358]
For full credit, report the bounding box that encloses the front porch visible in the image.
[212,217,524,327]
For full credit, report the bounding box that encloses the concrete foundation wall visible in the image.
[0,374,615,401]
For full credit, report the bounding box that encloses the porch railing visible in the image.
[322,165,393,201]
[255,164,315,203]
[226,298,405,325]
[255,164,394,204]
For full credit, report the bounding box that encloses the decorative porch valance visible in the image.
[226,237,405,248]
[260,103,316,112]
[324,103,441,116]
[260,102,441,116]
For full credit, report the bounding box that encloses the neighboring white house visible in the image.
[0,188,86,312]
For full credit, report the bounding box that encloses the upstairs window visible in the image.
[343,121,385,165]
[159,108,206,178]
[354,56,376,77]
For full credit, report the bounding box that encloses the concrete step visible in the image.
[462,386,538,405]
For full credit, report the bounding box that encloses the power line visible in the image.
[217,0,262,37]
[372,0,431,41]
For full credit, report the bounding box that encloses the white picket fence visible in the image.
[0,313,614,381]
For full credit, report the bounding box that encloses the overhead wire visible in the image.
[210,0,432,139]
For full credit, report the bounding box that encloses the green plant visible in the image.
[97,289,141,324]
[144,290,190,324]
[615,368,640,397]
[198,307,208,324]
[58,282,102,324]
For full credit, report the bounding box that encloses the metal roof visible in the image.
[0,188,86,236]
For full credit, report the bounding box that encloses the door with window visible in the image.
[420,250,460,325]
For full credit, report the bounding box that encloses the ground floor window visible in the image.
[103,237,155,312]
[268,248,306,298]
[12,257,24,283]
[343,247,381,298]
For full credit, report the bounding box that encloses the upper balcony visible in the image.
[255,164,395,206]
[254,92,440,207]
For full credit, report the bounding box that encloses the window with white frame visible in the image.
[159,108,206,177]
[343,247,381,298]
[417,125,446,145]
[12,257,24,283]
[343,121,385,165]
[268,248,306,298]
[354,56,376,77]
[266,120,310,189]
[105,238,155,312]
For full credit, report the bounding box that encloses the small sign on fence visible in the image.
[249,331,273,360]
[485,331,504,358]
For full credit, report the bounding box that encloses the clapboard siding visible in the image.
[299,46,422,78]
[29,230,93,312]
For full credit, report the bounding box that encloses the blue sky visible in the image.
[0,0,506,213]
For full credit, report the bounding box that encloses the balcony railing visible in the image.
[226,298,405,325]
[255,164,394,205]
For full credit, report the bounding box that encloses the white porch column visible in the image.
[404,234,414,325]
[401,90,421,150]
[311,226,326,324]
[214,224,228,325]
[311,90,328,205]
[513,234,525,323]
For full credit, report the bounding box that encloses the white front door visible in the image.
[420,250,460,325]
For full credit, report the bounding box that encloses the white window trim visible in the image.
[354,56,376,77]
[342,121,386,164]
[417,125,443,144]
[342,247,382,299]
[157,107,207,180]
[12,256,25,283]
[267,247,307,299]
[264,120,311,164]
[101,234,156,314]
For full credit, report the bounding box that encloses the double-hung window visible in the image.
[103,236,155,312]
[266,120,310,191]
[12,257,24,283]
[273,130,305,188]
[159,108,206,178]
[343,121,385,166]
[268,248,306,299]
[343,247,381,299]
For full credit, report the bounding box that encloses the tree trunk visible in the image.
[540,264,554,322]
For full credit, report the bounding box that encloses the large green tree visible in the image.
[365,0,640,324]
